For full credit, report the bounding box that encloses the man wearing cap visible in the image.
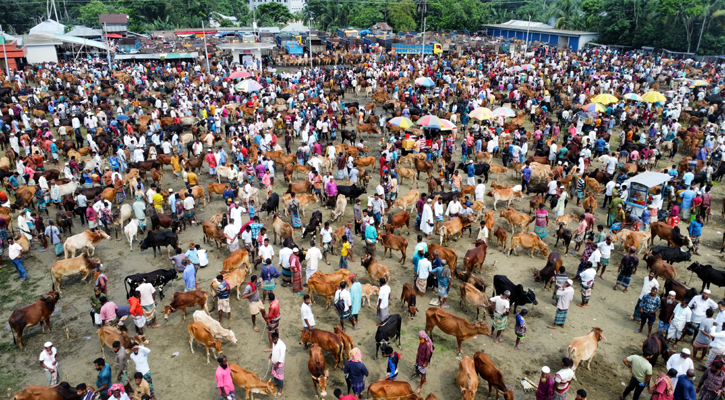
[659,291,678,334]
[668,297,692,348]
[687,289,717,340]
[667,349,694,387]
[633,270,660,321]
[549,279,575,329]
[415,249,432,297]
[466,160,475,186]
[420,198,435,240]
[614,247,640,292]
[39,341,59,385]
[489,291,510,343]
[536,366,554,400]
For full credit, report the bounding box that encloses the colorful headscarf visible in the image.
[108,383,126,395]
[349,347,363,362]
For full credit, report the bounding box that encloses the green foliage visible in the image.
[79,1,110,28]
[256,3,295,24]
[219,18,235,27]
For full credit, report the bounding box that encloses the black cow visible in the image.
[687,261,725,292]
[74,186,106,200]
[692,170,708,186]
[493,275,538,313]
[124,268,178,299]
[337,184,366,199]
[374,313,402,359]
[139,230,179,257]
[642,331,671,366]
[663,279,698,301]
[456,162,490,183]
[0,87,11,98]
[429,191,458,203]
[341,130,356,145]
[302,211,323,239]
[713,163,725,182]
[651,245,691,264]
[259,192,279,217]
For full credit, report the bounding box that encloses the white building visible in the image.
[23,34,61,64]
[289,0,306,13]
[249,0,304,13]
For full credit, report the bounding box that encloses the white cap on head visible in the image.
[44,342,53,347]
[292,247,299,252]
[542,366,550,373]
[566,279,573,285]
[682,348,691,354]
[704,289,712,294]
[669,291,676,296]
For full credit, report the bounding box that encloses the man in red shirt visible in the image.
[128,291,147,343]
[334,388,358,400]
[205,149,217,177]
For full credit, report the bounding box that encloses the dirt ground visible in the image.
[2,99,725,400]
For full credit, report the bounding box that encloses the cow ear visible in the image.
[325,370,329,377]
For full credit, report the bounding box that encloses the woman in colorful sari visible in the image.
[289,247,304,295]
[534,203,549,239]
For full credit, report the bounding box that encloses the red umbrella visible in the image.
[229,71,252,79]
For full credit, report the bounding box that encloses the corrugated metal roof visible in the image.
[485,21,598,36]
[99,14,128,24]
[29,20,65,35]
[35,33,108,50]
[281,23,309,33]
[497,20,554,29]
[66,25,103,37]
[23,34,63,46]
[115,52,199,60]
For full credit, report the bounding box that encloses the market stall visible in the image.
[621,171,672,217]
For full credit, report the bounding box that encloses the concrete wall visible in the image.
[25,45,58,64]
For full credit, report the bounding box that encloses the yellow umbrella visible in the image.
[591,93,618,105]
[642,91,666,103]
[693,79,709,87]
[469,107,494,121]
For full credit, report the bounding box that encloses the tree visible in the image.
[256,2,294,24]
[388,0,417,31]
[78,0,110,28]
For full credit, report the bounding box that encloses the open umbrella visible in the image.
[469,107,494,121]
[229,70,252,79]
[492,107,516,118]
[623,93,643,102]
[582,103,606,113]
[116,114,130,121]
[576,110,595,119]
[591,93,618,105]
[416,115,444,129]
[414,77,435,87]
[438,119,457,131]
[235,79,263,93]
[642,91,666,103]
[693,79,709,87]
[388,117,414,129]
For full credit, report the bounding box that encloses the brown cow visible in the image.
[643,253,678,280]
[308,344,329,398]
[379,232,408,263]
[230,363,277,400]
[457,356,479,400]
[333,325,355,360]
[311,269,352,287]
[307,275,337,308]
[568,327,607,376]
[400,283,417,318]
[439,216,472,246]
[385,210,411,235]
[397,167,418,187]
[500,208,532,234]
[202,221,226,248]
[49,253,100,292]
[299,328,345,369]
[282,192,318,217]
[490,188,524,210]
[428,243,458,274]
[460,282,492,321]
[463,239,488,274]
[283,163,294,183]
[649,221,695,249]
[357,123,379,135]
[488,164,508,180]
[455,270,487,293]
[361,253,392,283]
[508,233,549,258]
[271,213,293,245]
[206,182,227,202]
[414,158,434,179]
[163,290,209,321]
[582,193,598,213]
[12,383,85,400]
[493,226,508,250]
[484,211,495,231]
[222,249,252,272]
[209,267,248,304]
[287,181,313,194]
[354,156,377,172]
[8,291,61,349]
[368,381,422,400]
[473,352,514,400]
[393,189,420,213]
[98,325,143,359]
[188,321,222,364]
[425,307,490,356]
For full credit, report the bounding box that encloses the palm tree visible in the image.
[547,0,584,30]
[696,0,725,51]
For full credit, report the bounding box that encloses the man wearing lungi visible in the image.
[489,291,510,343]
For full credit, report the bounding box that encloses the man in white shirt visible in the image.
[668,297,693,346]
[489,291,511,342]
[688,289,718,338]
[305,241,323,283]
[666,348,694,387]
[474,180,486,203]
[39,342,59,385]
[706,322,725,367]
[258,237,275,264]
[223,219,239,253]
[578,264,597,307]
[415,251,432,296]
[137,282,160,328]
[377,277,391,324]
[270,333,286,396]
[129,344,154,396]
[278,245,293,277]
[549,280,575,329]
[334,281,352,330]
[445,198,462,219]
[301,295,315,330]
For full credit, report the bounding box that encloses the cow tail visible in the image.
[50,269,56,292]
[439,227,446,245]
[286,184,292,194]
[338,340,344,364]
[567,344,576,362]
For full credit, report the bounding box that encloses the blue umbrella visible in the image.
[116,114,130,121]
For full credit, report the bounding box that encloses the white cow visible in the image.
[124,219,139,250]
[192,310,238,343]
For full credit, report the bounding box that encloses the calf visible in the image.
[474,352,514,400]
[493,275,538,313]
[493,226,508,250]
[687,261,725,292]
[361,284,379,307]
[457,356,479,400]
[124,268,178,300]
[192,310,239,343]
[230,363,277,400]
[567,327,607,377]
[98,325,143,359]
[63,229,111,258]
[163,290,209,321]
[188,321,222,364]
[379,232,408,264]
[8,291,61,349]
[374,314,402,359]
[534,252,563,290]
[463,240,488,274]
[508,233,549,258]
[400,283,417,319]
[384,210,411,235]
[299,328,345,369]
[425,308,490,356]
[368,381,421,400]
[202,221,226,249]
[139,230,179,257]
[554,223,573,253]
[308,344,329,398]
[49,253,101,292]
[460,282,492,321]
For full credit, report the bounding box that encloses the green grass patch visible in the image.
[0,364,26,394]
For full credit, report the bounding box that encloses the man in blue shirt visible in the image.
[466,160,476,186]
[688,215,704,255]
[222,184,235,205]
[682,169,695,186]
[522,162,532,194]
[93,358,112,398]
[183,260,197,291]
[185,243,200,268]
[673,370,696,400]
